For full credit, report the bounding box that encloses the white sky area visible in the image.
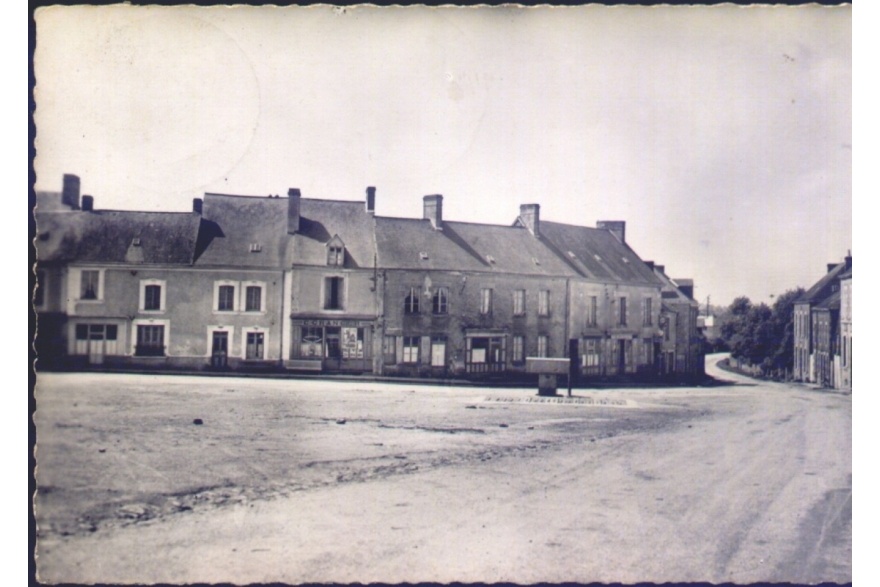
[32,5,851,306]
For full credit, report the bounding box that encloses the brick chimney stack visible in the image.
[519,204,540,237]
[288,188,301,234]
[366,186,376,214]
[597,220,626,244]
[61,174,81,210]
[192,198,203,215]
[423,194,443,229]
[81,195,94,211]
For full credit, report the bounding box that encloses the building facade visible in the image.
[792,255,852,389]
[35,174,705,382]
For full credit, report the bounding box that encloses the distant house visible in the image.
[839,270,852,391]
[648,265,704,378]
[34,173,705,382]
[793,255,852,388]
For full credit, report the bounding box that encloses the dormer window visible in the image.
[249,243,262,253]
[420,252,429,260]
[486,255,496,264]
[326,235,345,266]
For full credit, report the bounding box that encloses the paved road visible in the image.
[35,355,851,584]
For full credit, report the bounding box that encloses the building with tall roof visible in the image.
[793,254,852,387]
[34,174,705,381]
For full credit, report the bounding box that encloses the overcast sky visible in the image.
[33,5,851,306]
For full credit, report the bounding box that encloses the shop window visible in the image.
[431,336,446,367]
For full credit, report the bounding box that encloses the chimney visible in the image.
[654,264,665,275]
[192,198,203,215]
[827,263,839,273]
[519,204,540,237]
[423,194,443,229]
[644,260,655,271]
[845,252,852,271]
[61,174,81,210]
[597,220,626,244]
[81,195,94,211]
[287,188,301,234]
[366,186,376,214]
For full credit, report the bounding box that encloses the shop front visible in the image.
[290,317,374,373]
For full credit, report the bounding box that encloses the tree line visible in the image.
[716,288,805,378]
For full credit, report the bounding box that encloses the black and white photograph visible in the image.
[31,4,852,585]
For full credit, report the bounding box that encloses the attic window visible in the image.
[131,238,141,247]
[486,255,496,264]
[567,251,576,258]
[249,243,262,253]
[622,257,629,264]
[327,244,344,266]
[594,254,602,261]
[533,257,541,265]
[419,252,429,260]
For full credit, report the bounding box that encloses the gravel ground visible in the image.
[33,354,851,584]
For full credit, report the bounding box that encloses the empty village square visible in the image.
[33,355,851,584]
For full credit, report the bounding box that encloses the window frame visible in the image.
[618,296,628,327]
[323,276,345,311]
[244,283,264,313]
[587,295,598,327]
[643,297,653,327]
[402,336,420,364]
[537,335,549,358]
[480,288,493,315]
[512,335,525,363]
[139,279,166,313]
[244,330,267,360]
[214,281,238,313]
[538,290,550,317]
[404,286,421,314]
[513,289,526,316]
[432,287,448,315]
[77,268,104,302]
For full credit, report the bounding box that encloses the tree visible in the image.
[720,287,805,376]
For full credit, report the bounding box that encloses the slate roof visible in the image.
[537,220,659,285]
[34,207,200,265]
[797,262,848,305]
[653,267,698,306]
[374,217,577,277]
[197,194,291,268]
[294,199,377,269]
[815,290,841,311]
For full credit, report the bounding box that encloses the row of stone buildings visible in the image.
[33,174,704,382]
[792,254,852,391]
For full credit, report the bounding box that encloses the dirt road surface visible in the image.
[33,354,851,584]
